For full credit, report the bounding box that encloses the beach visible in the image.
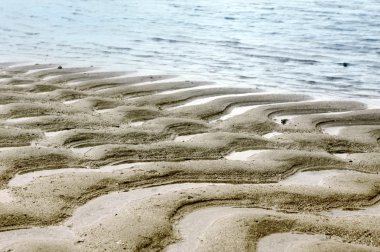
[0,63,379,251]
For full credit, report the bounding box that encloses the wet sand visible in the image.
[0,63,379,251]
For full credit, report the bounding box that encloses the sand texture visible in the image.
[0,63,379,252]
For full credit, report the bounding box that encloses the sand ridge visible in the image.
[0,63,379,251]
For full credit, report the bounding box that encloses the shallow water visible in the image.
[0,0,379,99]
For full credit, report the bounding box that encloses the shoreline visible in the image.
[2,59,380,102]
[0,62,379,251]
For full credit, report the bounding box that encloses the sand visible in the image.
[0,63,379,251]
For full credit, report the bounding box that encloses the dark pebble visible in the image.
[57,65,63,69]
[281,119,289,125]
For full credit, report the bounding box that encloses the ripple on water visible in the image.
[1,0,379,100]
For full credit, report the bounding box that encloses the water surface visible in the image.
[0,0,379,99]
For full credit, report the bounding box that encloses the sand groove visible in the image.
[0,63,379,251]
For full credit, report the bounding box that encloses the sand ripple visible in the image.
[0,63,379,251]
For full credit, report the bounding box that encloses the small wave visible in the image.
[150,37,186,44]
[24,32,39,36]
[106,46,131,51]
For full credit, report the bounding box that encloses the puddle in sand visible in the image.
[279,169,360,186]
[158,84,223,95]
[66,183,214,231]
[262,132,284,139]
[257,232,333,252]
[211,105,261,122]
[9,163,146,187]
[224,150,268,161]
[166,206,267,252]
[171,92,262,109]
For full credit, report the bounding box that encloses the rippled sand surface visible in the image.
[0,63,380,251]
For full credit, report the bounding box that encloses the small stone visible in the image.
[342,62,349,67]
[57,65,63,69]
[76,238,85,243]
[281,119,289,125]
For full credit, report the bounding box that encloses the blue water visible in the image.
[0,0,379,99]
